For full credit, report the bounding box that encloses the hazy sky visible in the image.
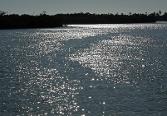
[0,0,167,15]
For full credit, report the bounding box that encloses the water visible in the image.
[0,24,167,116]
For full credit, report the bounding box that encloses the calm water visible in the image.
[0,24,167,116]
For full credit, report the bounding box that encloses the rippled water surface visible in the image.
[0,24,167,116]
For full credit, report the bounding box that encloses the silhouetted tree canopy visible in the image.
[0,11,6,16]
[0,11,167,29]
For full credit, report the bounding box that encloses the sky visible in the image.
[0,0,167,15]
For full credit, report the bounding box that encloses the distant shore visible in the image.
[0,12,167,29]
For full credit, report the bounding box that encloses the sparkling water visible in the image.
[0,24,167,115]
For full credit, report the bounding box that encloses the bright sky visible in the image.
[0,0,167,15]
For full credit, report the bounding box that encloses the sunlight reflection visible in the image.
[2,24,167,115]
[69,33,147,85]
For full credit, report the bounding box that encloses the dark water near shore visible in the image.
[0,24,167,116]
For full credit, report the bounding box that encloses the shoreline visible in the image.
[0,22,164,30]
[1,12,167,29]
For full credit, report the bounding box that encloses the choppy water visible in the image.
[0,24,167,116]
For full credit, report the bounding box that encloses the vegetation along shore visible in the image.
[0,11,167,29]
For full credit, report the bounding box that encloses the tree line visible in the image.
[0,11,167,29]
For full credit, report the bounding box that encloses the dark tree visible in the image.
[0,11,167,29]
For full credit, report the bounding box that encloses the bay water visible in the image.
[0,24,167,115]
